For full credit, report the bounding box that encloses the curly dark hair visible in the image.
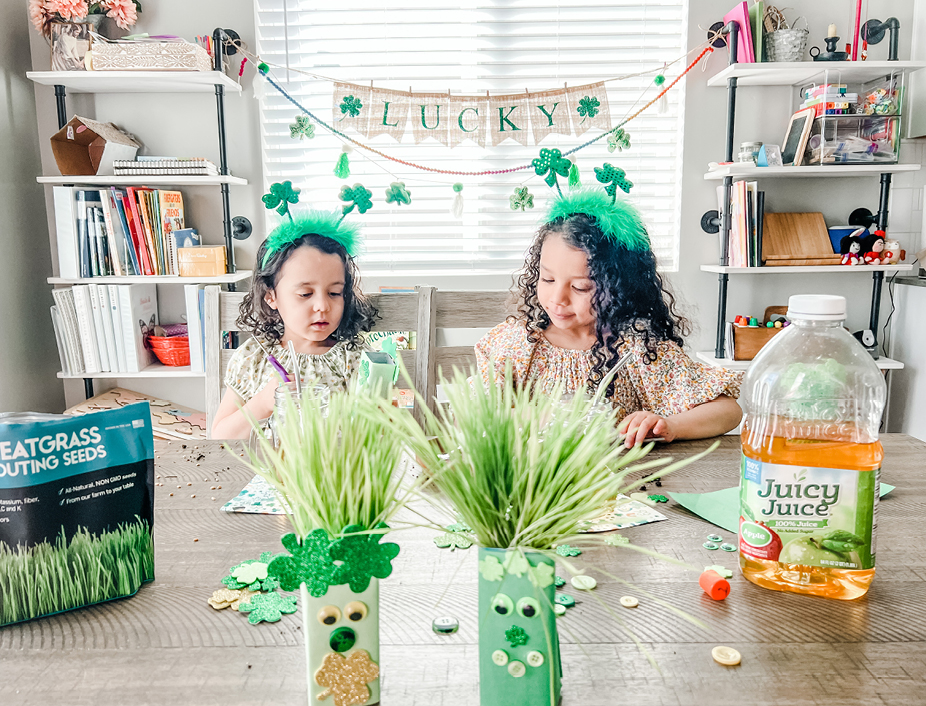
[238,233,378,350]
[515,213,690,398]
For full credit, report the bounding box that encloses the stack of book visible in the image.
[113,157,219,177]
[54,186,200,278]
[716,181,765,268]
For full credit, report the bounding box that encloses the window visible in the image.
[255,1,688,276]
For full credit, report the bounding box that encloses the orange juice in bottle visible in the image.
[739,295,885,600]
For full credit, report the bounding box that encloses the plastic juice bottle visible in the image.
[738,295,885,600]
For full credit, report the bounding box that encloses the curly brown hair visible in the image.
[514,214,690,398]
[238,233,378,350]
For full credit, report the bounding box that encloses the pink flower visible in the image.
[48,0,89,21]
[28,0,56,37]
[101,0,137,29]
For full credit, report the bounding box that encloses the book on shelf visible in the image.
[107,283,127,372]
[86,283,111,372]
[49,305,71,375]
[717,180,762,267]
[71,285,101,373]
[184,283,205,374]
[117,283,158,373]
[112,157,219,177]
[95,284,120,374]
[113,167,220,176]
[159,190,185,275]
[51,288,84,373]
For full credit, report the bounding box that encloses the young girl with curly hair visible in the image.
[211,212,377,439]
[476,189,742,447]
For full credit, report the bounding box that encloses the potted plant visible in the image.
[29,0,142,39]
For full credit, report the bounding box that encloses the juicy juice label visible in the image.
[739,455,878,570]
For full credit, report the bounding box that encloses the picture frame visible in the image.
[50,20,93,72]
[781,108,815,166]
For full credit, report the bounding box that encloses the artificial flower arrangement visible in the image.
[29,0,141,38]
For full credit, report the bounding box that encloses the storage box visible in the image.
[732,306,787,360]
[50,116,140,176]
[88,39,213,72]
[178,246,227,277]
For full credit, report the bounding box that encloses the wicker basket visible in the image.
[765,17,808,62]
[147,335,191,367]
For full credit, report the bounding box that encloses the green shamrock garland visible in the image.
[339,95,363,119]
[384,182,412,206]
[339,184,374,216]
[268,530,339,597]
[262,181,300,221]
[330,523,401,593]
[594,163,634,201]
[289,115,315,140]
[509,186,534,212]
[532,148,572,194]
[607,128,631,153]
[576,95,601,124]
[237,592,298,624]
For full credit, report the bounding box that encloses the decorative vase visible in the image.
[477,548,562,706]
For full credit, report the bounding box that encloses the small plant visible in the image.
[29,0,143,38]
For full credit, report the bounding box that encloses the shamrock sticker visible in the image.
[384,182,412,206]
[509,186,534,212]
[339,95,364,119]
[594,163,634,201]
[262,181,301,220]
[208,587,258,611]
[268,530,338,597]
[330,523,401,593]
[315,650,379,706]
[433,533,473,551]
[648,494,669,503]
[526,562,555,589]
[555,544,582,557]
[290,115,315,140]
[502,551,530,578]
[223,553,280,590]
[532,148,572,193]
[576,95,601,124]
[505,625,529,648]
[604,534,630,547]
[479,555,505,582]
[232,562,268,586]
[237,592,298,624]
[554,575,566,587]
[339,184,374,216]
[607,128,631,153]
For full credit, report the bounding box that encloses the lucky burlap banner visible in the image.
[332,82,611,146]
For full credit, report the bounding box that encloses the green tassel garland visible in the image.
[334,144,352,179]
[568,161,581,190]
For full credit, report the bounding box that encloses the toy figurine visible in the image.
[882,238,903,264]
[861,231,887,265]
[840,233,863,265]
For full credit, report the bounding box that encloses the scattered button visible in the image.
[507,660,526,678]
[619,596,638,608]
[554,594,575,607]
[432,616,459,634]
[553,604,567,616]
[492,649,509,666]
[711,646,741,666]
[703,542,719,550]
[526,651,545,667]
[571,575,597,591]
[707,534,723,542]
[554,575,566,587]
[720,543,737,552]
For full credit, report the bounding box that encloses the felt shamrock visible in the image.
[223,555,277,590]
[532,148,573,192]
[290,115,315,140]
[502,551,530,578]
[479,555,505,582]
[329,523,401,593]
[505,625,529,647]
[232,562,268,586]
[237,592,298,624]
[262,181,301,220]
[384,182,412,206]
[339,95,364,119]
[509,186,534,212]
[555,544,582,557]
[607,128,631,153]
[594,163,634,201]
[576,95,601,123]
[315,650,380,706]
[604,534,630,547]
[433,533,473,551]
[526,561,556,589]
[339,184,374,216]
[554,575,566,587]
[268,530,339,597]
[446,520,472,533]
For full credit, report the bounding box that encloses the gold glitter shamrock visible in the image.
[384,182,412,206]
[555,544,582,557]
[433,533,473,551]
[315,650,380,706]
[502,551,530,578]
[208,588,258,610]
[532,148,573,192]
[505,625,529,647]
[290,115,315,140]
[330,523,401,593]
[576,95,601,124]
[339,95,364,119]
[237,592,298,624]
[268,530,338,597]
[607,128,631,153]
[339,184,374,216]
[509,186,534,212]
[262,181,301,219]
[594,163,634,201]
[526,562,556,589]
[479,555,505,582]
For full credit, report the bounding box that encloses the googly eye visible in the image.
[517,597,540,618]
[491,593,514,616]
[344,601,368,622]
[317,605,341,626]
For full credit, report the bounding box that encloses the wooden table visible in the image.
[3,435,925,705]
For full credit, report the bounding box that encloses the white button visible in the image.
[526,651,545,667]
[492,649,509,666]
[507,660,526,678]
[712,646,741,666]
[619,596,638,608]
[553,604,566,616]
[571,575,597,590]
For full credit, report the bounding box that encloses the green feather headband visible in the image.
[544,188,651,252]
[261,211,362,267]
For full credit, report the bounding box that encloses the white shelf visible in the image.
[38,175,247,186]
[704,164,920,180]
[58,363,205,379]
[27,71,242,94]
[696,351,904,371]
[48,271,252,285]
[702,264,913,275]
[706,61,926,87]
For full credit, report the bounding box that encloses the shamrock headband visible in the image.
[261,211,362,268]
[544,188,651,252]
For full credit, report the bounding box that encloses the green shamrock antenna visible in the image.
[544,187,650,252]
[509,186,534,212]
[289,115,315,140]
[594,163,634,202]
[607,128,631,153]
[384,182,412,206]
[339,184,374,220]
[576,95,601,124]
[262,181,301,222]
[261,211,363,266]
[531,148,572,195]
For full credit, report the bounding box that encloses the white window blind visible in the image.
[255,1,688,276]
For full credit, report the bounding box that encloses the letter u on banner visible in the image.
[332,82,372,136]
[412,93,451,146]
[368,88,411,141]
[529,88,573,143]
[489,93,531,147]
[448,94,488,148]
[565,82,611,137]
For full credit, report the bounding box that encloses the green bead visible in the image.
[452,182,464,193]
[258,62,269,74]
[654,74,666,86]
[329,627,356,653]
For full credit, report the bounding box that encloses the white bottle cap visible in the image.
[787,294,846,321]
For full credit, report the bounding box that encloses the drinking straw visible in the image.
[253,337,290,382]
[287,340,301,396]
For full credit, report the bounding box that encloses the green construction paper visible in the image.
[668,484,895,534]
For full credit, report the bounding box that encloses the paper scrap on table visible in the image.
[578,493,668,533]
[221,475,290,515]
[668,484,895,534]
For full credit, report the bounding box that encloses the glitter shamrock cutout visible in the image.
[232,562,268,586]
[315,650,380,706]
[555,545,582,557]
[339,95,364,119]
[208,588,255,610]
[339,184,374,216]
[502,551,530,578]
[237,592,298,624]
[576,95,601,124]
[479,555,505,582]
[554,575,566,587]
[290,115,315,140]
[446,520,472,533]
[526,562,555,589]
[330,523,401,593]
[505,625,529,648]
[268,530,338,597]
[648,494,669,503]
[384,182,412,206]
[594,163,634,201]
[532,148,573,193]
[604,534,630,547]
[607,128,631,153]
[262,181,301,219]
[433,533,473,551]
[509,186,534,212]
[223,554,279,590]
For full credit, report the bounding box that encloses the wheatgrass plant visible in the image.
[0,517,154,626]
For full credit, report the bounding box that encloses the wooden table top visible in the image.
[3,434,925,706]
